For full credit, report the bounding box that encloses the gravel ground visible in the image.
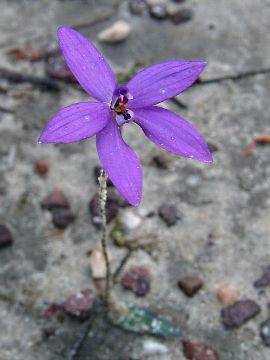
[1,1,270,359]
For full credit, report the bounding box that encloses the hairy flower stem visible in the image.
[98,168,112,311]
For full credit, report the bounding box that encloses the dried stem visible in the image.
[98,168,112,310]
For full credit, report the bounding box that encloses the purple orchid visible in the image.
[39,26,212,206]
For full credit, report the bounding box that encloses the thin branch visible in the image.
[197,67,270,85]
[0,67,61,91]
[113,250,132,281]
[0,106,14,113]
[66,307,99,360]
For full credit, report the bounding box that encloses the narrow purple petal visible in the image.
[96,120,142,206]
[39,102,112,144]
[134,106,212,163]
[127,61,206,108]
[58,26,116,103]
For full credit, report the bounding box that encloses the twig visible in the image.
[170,97,188,109]
[113,250,132,281]
[0,106,14,113]
[98,169,112,310]
[0,67,61,91]
[66,307,98,360]
[197,67,270,85]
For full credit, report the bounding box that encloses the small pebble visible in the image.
[169,8,193,25]
[43,303,65,322]
[158,204,178,226]
[121,266,151,296]
[89,189,120,227]
[254,265,270,288]
[149,4,168,20]
[42,326,56,339]
[207,142,219,153]
[52,208,75,229]
[129,0,148,15]
[63,289,95,320]
[45,50,75,82]
[143,340,168,355]
[260,318,270,347]
[221,300,260,329]
[217,284,239,305]
[7,47,43,62]
[178,275,204,297]
[172,0,186,3]
[98,21,131,43]
[183,341,219,360]
[34,160,49,176]
[120,210,142,230]
[151,152,174,169]
[0,224,14,249]
[89,242,112,279]
[41,190,70,211]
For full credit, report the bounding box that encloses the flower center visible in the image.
[110,85,134,126]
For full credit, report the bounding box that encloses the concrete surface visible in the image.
[0,0,270,359]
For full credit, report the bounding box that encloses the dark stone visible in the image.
[169,8,193,25]
[52,208,75,229]
[0,225,14,249]
[63,289,95,320]
[34,159,49,176]
[41,190,70,211]
[149,4,168,20]
[260,318,270,347]
[207,142,219,153]
[89,188,129,227]
[183,341,219,360]
[221,300,261,329]
[121,266,151,296]
[151,153,172,169]
[178,275,204,297]
[172,0,185,3]
[42,326,56,339]
[254,266,270,288]
[158,204,178,226]
[93,166,113,187]
[45,50,76,82]
[43,303,65,322]
[129,0,147,15]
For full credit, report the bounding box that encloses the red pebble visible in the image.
[121,266,151,296]
[34,160,49,176]
[183,341,219,360]
[63,289,95,320]
[41,190,70,211]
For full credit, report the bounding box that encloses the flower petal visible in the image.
[127,61,206,108]
[39,102,112,144]
[134,106,212,163]
[96,120,142,206]
[58,26,116,103]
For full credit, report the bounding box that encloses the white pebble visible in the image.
[143,340,169,355]
[98,21,131,43]
[121,210,142,230]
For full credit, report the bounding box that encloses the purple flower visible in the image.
[39,26,212,206]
